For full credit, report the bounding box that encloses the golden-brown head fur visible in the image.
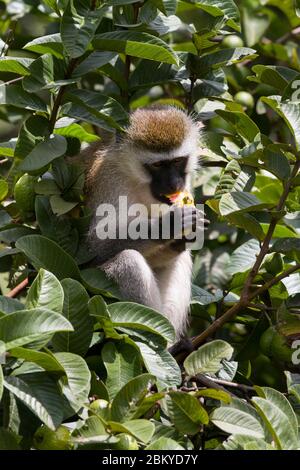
[126,106,193,152]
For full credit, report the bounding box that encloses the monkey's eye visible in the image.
[151,161,164,169]
[173,157,187,167]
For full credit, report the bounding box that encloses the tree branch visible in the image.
[177,159,300,357]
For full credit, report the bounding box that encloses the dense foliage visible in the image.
[0,0,300,451]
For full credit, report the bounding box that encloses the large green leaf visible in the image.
[145,437,185,450]
[211,397,265,438]
[93,32,179,65]
[163,391,209,435]
[219,191,270,216]
[16,235,81,280]
[4,373,65,430]
[0,297,24,314]
[52,279,93,356]
[1,85,47,111]
[111,373,156,422]
[23,33,64,58]
[226,238,260,275]
[135,340,182,388]
[64,89,128,131]
[0,57,32,75]
[102,342,142,400]
[216,110,260,141]
[199,48,256,71]
[252,394,298,449]
[18,135,67,172]
[0,308,73,350]
[23,54,67,92]
[0,428,20,450]
[26,269,64,314]
[61,2,107,58]
[9,347,65,373]
[184,339,233,376]
[54,352,91,414]
[81,268,121,298]
[108,419,155,444]
[109,302,175,344]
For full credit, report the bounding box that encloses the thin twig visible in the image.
[175,160,300,360]
[6,278,28,298]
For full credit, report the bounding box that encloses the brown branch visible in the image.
[48,58,78,133]
[6,278,28,298]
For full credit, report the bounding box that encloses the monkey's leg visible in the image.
[102,249,162,312]
[155,251,192,340]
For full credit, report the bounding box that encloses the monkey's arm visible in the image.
[88,205,199,264]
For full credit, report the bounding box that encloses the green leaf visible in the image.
[260,387,298,435]
[215,160,255,199]
[226,239,260,275]
[52,279,93,356]
[249,65,298,90]
[109,302,175,344]
[0,296,24,314]
[9,347,65,373]
[81,268,121,298]
[0,308,73,350]
[111,373,156,422]
[145,437,185,450]
[18,135,67,172]
[72,51,117,77]
[163,391,209,435]
[196,0,240,28]
[0,366,3,402]
[152,0,177,16]
[4,373,65,430]
[0,428,20,450]
[219,192,270,216]
[196,388,231,403]
[184,339,233,376]
[109,419,155,444]
[23,34,64,59]
[0,179,8,201]
[93,32,179,65]
[199,48,256,71]
[211,397,265,438]
[102,342,142,400]
[262,148,291,180]
[64,90,127,131]
[252,395,298,450]
[54,122,100,143]
[16,235,81,280]
[23,54,67,92]
[262,97,300,150]
[1,85,47,112]
[54,352,91,414]
[216,110,260,141]
[26,269,64,314]
[135,340,182,388]
[61,2,107,58]
[0,57,32,75]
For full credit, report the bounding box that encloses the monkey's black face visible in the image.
[145,156,188,204]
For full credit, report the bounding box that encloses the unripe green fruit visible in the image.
[234,91,255,109]
[114,433,139,450]
[33,425,73,450]
[14,173,37,215]
[89,399,110,420]
[260,327,292,362]
[222,35,244,48]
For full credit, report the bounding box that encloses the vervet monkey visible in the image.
[81,106,204,340]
